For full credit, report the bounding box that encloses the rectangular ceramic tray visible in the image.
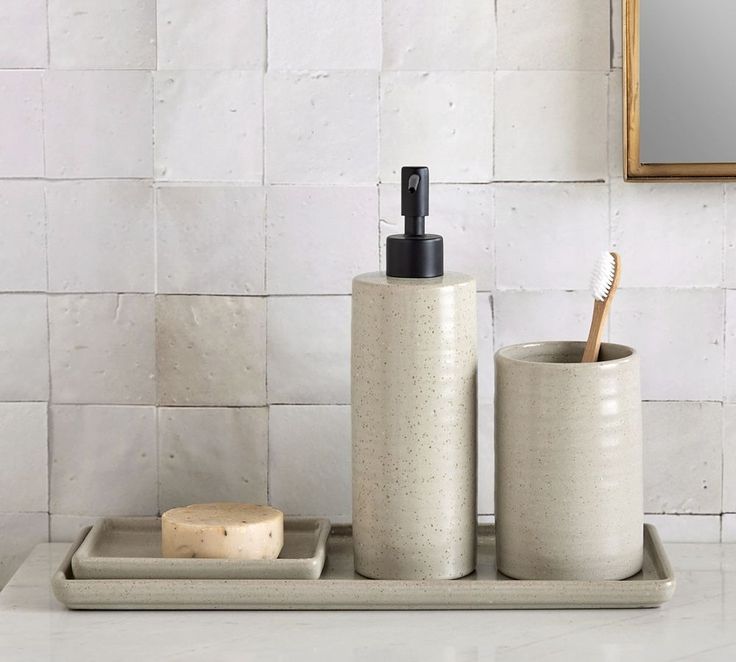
[71,517,330,580]
[52,523,675,610]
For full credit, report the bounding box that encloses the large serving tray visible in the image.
[52,524,675,610]
[71,517,330,580]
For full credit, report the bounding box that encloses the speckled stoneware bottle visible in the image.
[494,341,644,581]
[351,166,477,580]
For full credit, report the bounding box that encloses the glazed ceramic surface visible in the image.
[71,517,330,580]
[51,524,674,610]
[494,341,644,581]
[351,272,477,580]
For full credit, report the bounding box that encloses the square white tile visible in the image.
[612,289,724,401]
[267,186,378,295]
[268,0,380,70]
[728,291,736,402]
[612,0,623,68]
[158,407,268,512]
[495,183,609,290]
[0,181,46,292]
[0,294,48,401]
[496,0,610,71]
[478,293,494,403]
[494,71,608,181]
[723,405,736,512]
[269,405,351,522]
[383,0,495,70]
[611,181,724,288]
[267,296,350,404]
[0,403,47,512]
[50,515,99,542]
[0,1,47,68]
[157,0,265,70]
[48,0,155,69]
[380,72,493,184]
[47,180,154,293]
[644,514,721,543]
[643,402,722,514]
[0,72,43,177]
[379,184,494,290]
[44,71,152,178]
[50,404,157,516]
[727,185,736,288]
[265,72,378,184]
[157,186,265,295]
[0,513,48,589]
[609,69,624,181]
[155,71,263,182]
[477,402,494,515]
[48,294,155,404]
[723,514,736,543]
[156,295,266,406]
[493,290,595,351]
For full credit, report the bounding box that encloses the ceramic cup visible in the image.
[494,341,643,581]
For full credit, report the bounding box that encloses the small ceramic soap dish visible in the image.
[71,517,330,580]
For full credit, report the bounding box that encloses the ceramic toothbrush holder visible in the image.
[494,341,643,581]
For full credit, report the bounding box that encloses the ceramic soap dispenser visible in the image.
[351,166,478,580]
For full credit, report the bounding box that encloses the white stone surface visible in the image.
[723,514,736,542]
[609,69,624,180]
[50,404,157,516]
[48,294,155,404]
[50,515,98,542]
[44,71,152,178]
[612,289,724,401]
[493,290,596,350]
[157,186,265,295]
[496,0,610,71]
[48,0,155,69]
[643,402,723,515]
[611,182,725,288]
[0,294,48,401]
[269,405,351,522]
[267,297,350,405]
[268,0,380,70]
[643,514,721,543]
[156,295,266,406]
[0,403,47,512]
[0,514,47,588]
[0,0,47,68]
[379,184,494,290]
[612,0,623,69]
[724,405,736,512]
[494,71,608,181]
[495,183,609,290]
[154,71,262,182]
[46,181,154,293]
[157,0,265,70]
[380,72,493,184]
[477,402,494,514]
[0,181,46,292]
[0,72,43,177]
[477,293,493,403]
[727,186,736,288]
[158,407,268,512]
[265,72,378,185]
[728,291,736,402]
[383,0,495,70]
[267,186,378,295]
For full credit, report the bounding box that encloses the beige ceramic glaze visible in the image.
[351,272,477,580]
[494,341,644,581]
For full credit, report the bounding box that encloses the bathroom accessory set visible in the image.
[51,167,673,610]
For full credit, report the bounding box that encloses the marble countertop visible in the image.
[0,542,734,662]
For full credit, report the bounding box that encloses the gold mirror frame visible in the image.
[624,0,736,180]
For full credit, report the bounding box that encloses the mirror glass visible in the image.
[639,0,736,164]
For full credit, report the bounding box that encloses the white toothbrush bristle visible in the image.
[590,252,616,301]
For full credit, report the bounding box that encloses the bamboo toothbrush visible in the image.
[582,251,621,363]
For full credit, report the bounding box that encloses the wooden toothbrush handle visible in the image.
[582,298,610,363]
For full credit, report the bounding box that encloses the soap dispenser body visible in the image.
[351,272,477,580]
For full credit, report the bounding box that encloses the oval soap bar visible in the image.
[161,503,284,560]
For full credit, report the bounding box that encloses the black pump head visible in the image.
[386,166,443,278]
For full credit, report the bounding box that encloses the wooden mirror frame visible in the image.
[624,0,736,180]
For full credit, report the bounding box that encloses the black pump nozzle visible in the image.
[386,166,443,278]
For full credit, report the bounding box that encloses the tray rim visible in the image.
[70,516,331,580]
[52,523,676,610]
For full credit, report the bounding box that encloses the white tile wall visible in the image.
[1,0,735,584]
